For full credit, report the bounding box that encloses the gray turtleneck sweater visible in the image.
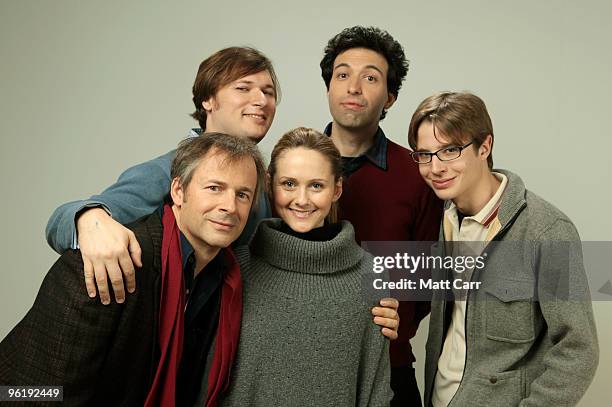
[218,219,392,407]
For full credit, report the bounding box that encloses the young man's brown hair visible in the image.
[408,91,495,169]
[191,47,281,129]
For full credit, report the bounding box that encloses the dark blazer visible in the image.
[0,213,164,406]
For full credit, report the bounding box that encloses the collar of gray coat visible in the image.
[441,169,527,236]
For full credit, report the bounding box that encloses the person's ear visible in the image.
[202,96,216,112]
[478,134,493,161]
[384,93,397,110]
[332,178,343,202]
[170,178,185,206]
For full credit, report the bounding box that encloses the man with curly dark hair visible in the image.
[320,26,408,121]
[320,26,443,406]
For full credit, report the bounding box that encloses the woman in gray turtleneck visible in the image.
[219,127,393,407]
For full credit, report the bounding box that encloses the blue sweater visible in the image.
[45,148,269,252]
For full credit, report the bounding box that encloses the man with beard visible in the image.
[319,26,443,405]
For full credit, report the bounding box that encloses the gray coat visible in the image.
[424,170,598,407]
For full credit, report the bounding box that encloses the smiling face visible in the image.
[272,147,342,233]
[327,47,396,132]
[203,70,276,143]
[171,149,257,253]
[416,120,492,213]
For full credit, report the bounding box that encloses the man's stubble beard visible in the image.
[334,111,379,133]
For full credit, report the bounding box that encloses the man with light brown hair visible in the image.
[408,91,598,406]
[1,133,265,406]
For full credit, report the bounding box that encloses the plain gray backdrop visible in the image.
[1,0,610,405]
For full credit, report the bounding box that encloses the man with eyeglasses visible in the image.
[407,91,598,406]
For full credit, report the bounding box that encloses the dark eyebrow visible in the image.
[206,179,254,194]
[333,62,384,76]
[415,143,459,153]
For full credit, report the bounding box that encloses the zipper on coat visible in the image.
[445,201,526,406]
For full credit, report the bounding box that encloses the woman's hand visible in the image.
[372,297,400,340]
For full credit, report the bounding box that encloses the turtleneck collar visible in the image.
[277,221,341,242]
[249,219,364,275]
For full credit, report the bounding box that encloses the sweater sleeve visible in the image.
[519,219,598,407]
[357,324,393,407]
[45,150,175,253]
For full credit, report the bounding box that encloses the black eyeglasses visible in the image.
[410,142,474,164]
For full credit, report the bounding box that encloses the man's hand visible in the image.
[372,297,400,340]
[76,208,142,304]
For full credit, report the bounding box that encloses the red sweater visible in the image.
[338,139,443,368]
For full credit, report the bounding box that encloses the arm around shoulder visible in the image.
[45,150,175,253]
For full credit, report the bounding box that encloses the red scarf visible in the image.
[144,204,243,407]
[205,246,243,407]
